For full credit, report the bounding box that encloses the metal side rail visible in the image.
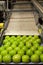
[31,0,43,17]
[0,12,12,46]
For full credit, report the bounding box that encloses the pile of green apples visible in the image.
[0,35,43,63]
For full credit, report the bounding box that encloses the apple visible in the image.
[18,42,24,49]
[33,43,39,49]
[18,50,24,56]
[15,47,20,52]
[22,35,26,39]
[11,36,15,40]
[3,44,9,49]
[0,55,2,62]
[17,36,21,39]
[16,39,21,44]
[20,37,23,41]
[6,47,12,52]
[22,46,27,52]
[10,39,14,44]
[28,39,33,43]
[13,41,18,46]
[28,36,32,39]
[6,42,11,46]
[0,46,4,52]
[33,41,39,45]
[40,54,43,62]
[31,54,39,62]
[36,39,41,44]
[9,50,16,56]
[12,54,21,63]
[3,54,11,63]
[22,39,26,43]
[35,50,42,56]
[5,36,10,41]
[22,55,29,63]
[1,50,7,56]
[26,49,33,56]
[3,39,8,44]
[38,46,43,52]
[11,44,16,49]
[5,36,10,39]
[26,42,32,49]
[30,46,36,52]
[26,37,29,41]
[14,37,17,41]
[34,35,39,39]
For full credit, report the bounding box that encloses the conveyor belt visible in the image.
[5,1,39,35]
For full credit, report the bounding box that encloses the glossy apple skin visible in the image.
[22,55,29,63]
[31,54,39,62]
[12,54,21,63]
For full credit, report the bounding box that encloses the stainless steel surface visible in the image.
[13,4,32,10]
[5,12,39,35]
[4,1,40,35]
[32,0,43,17]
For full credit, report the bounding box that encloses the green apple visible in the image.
[19,42,24,49]
[3,54,11,63]
[29,39,33,43]
[22,35,26,38]
[22,55,29,63]
[20,37,23,41]
[22,46,27,52]
[38,46,43,52]
[40,54,43,62]
[30,46,36,52]
[36,39,41,44]
[33,43,39,49]
[14,37,17,41]
[26,37,29,41]
[31,54,39,62]
[34,35,39,39]
[15,47,20,52]
[1,50,7,56]
[13,41,18,46]
[28,36,32,39]
[6,42,11,46]
[0,46,4,52]
[17,36,21,39]
[6,47,12,52]
[10,39,14,44]
[12,54,21,63]
[9,50,16,56]
[26,42,32,49]
[5,36,10,39]
[0,55,2,62]
[5,36,10,41]
[35,50,42,56]
[26,49,33,56]
[18,50,24,56]
[3,44,9,49]
[33,41,39,45]
[16,39,21,44]
[3,39,8,44]
[22,39,26,43]
[11,44,16,49]
[11,36,15,40]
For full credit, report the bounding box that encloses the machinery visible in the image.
[0,0,43,64]
[0,0,42,36]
